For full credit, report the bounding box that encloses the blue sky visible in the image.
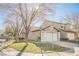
[0,3,79,30]
[49,3,79,22]
[0,10,6,30]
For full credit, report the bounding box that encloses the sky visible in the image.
[0,3,79,30]
[49,3,79,22]
[0,10,6,30]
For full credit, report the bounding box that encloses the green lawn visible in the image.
[5,40,68,53]
[33,42,68,52]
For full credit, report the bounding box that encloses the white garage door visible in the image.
[52,32,58,41]
[41,32,53,42]
[41,32,58,42]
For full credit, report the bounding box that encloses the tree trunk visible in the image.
[16,33,19,42]
[74,32,78,43]
[24,31,29,44]
[14,32,19,42]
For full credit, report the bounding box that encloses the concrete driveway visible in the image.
[52,41,79,51]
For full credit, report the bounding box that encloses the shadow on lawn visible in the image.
[16,44,28,56]
[0,42,15,56]
[0,42,15,51]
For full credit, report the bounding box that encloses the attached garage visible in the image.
[30,20,78,43]
[41,31,53,42]
[41,30,60,43]
[52,32,59,41]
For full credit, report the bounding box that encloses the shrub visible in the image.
[60,38,68,41]
[19,38,25,42]
[28,39,36,42]
[68,40,76,43]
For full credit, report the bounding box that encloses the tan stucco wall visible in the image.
[57,32,60,41]
[66,33,75,40]
[28,31,40,41]
[77,33,79,38]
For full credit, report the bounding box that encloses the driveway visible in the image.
[52,41,79,51]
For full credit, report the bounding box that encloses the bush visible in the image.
[60,38,79,44]
[68,40,76,43]
[19,38,24,42]
[28,39,36,42]
[68,40,79,43]
[60,38,68,41]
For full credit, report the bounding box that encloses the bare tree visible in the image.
[1,3,56,43]
[66,12,79,41]
[4,10,23,42]
[18,3,56,43]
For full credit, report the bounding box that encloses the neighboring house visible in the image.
[0,30,8,42]
[0,34,8,42]
[29,20,79,43]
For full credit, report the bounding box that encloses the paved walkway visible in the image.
[52,41,79,50]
